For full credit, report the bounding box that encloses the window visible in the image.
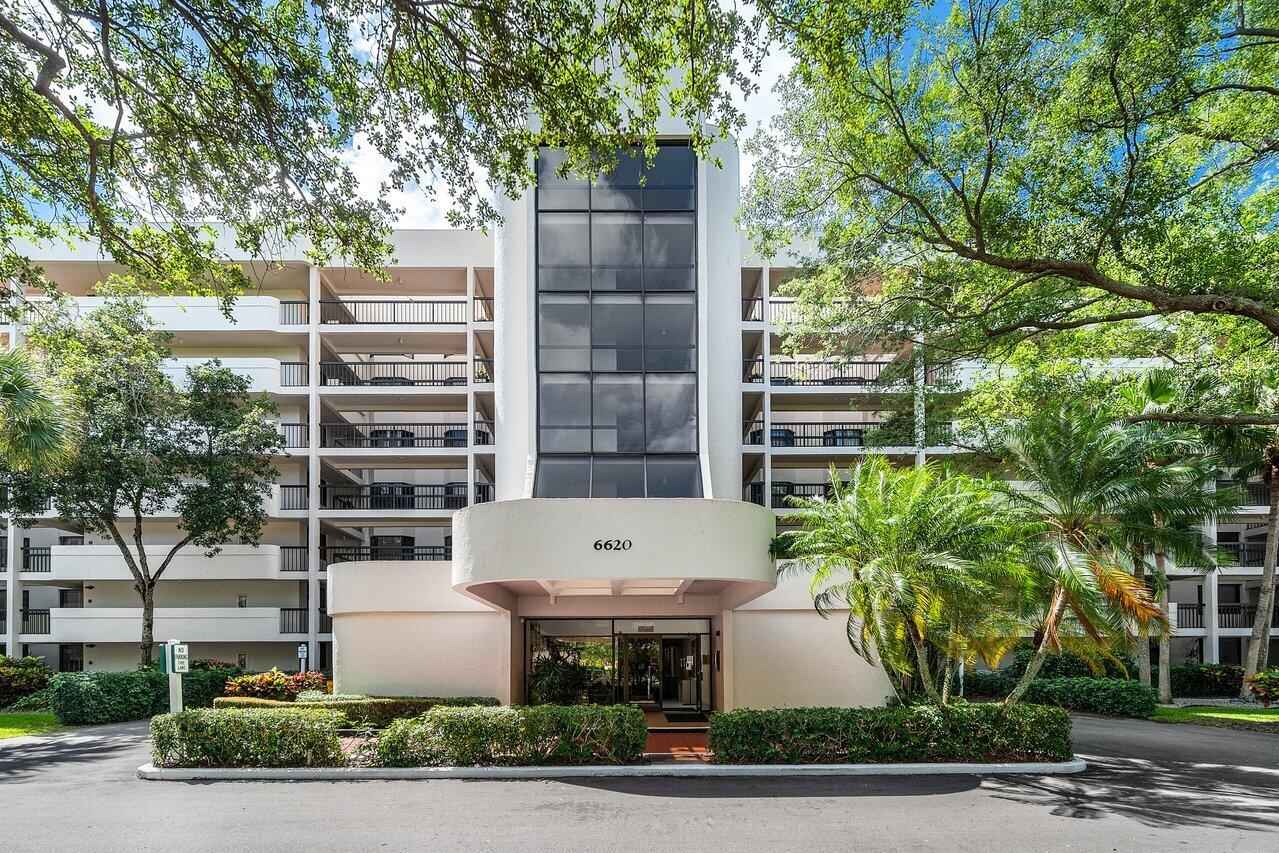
[534,144,700,498]
[237,594,248,608]
[236,653,248,671]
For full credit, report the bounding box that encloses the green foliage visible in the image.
[962,674,1156,717]
[46,668,233,724]
[771,456,1028,705]
[1164,663,1244,697]
[213,695,500,728]
[374,705,648,767]
[0,0,756,310]
[1244,670,1279,706]
[707,704,1073,764]
[223,669,327,702]
[7,687,53,712]
[962,671,1017,697]
[0,655,54,707]
[1007,645,1136,681]
[151,709,345,768]
[0,349,72,472]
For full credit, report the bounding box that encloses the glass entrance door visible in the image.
[618,636,660,706]
[660,635,701,710]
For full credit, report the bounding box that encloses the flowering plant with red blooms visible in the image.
[223,669,329,701]
[1244,670,1279,707]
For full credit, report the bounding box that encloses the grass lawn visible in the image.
[1151,705,1279,733]
[0,712,66,740]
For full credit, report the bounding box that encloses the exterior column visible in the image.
[1203,570,1220,663]
[5,317,21,655]
[466,266,476,510]
[306,266,321,667]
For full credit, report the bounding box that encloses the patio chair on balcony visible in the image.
[823,428,864,447]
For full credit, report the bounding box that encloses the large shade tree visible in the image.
[0,300,281,665]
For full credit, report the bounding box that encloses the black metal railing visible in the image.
[281,546,308,572]
[743,358,763,383]
[770,360,890,386]
[322,545,451,565]
[280,423,309,449]
[474,420,494,445]
[320,483,470,510]
[1177,603,1205,628]
[319,611,332,633]
[1219,541,1270,566]
[280,608,308,633]
[319,299,468,325]
[21,609,50,634]
[474,297,495,322]
[281,362,309,386]
[475,483,494,503]
[474,358,494,383]
[745,482,765,506]
[742,297,763,322]
[1218,479,1270,506]
[279,485,309,510]
[743,419,765,445]
[320,423,477,448]
[768,481,845,508]
[758,421,879,448]
[319,360,469,387]
[1215,604,1279,629]
[279,301,308,324]
[21,547,50,572]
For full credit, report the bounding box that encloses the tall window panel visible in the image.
[533,145,701,498]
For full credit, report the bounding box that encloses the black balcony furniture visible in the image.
[822,428,864,447]
[442,428,468,448]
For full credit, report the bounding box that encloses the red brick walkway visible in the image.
[645,731,710,763]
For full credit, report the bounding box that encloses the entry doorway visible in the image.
[618,634,702,711]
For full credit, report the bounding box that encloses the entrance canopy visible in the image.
[451,498,777,612]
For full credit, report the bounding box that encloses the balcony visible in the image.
[473,297,495,322]
[319,422,491,449]
[742,296,764,322]
[319,482,470,511]
[279,608,332,634]
[1217,603,1279,630]
[745,420,878,448]
[769,360,895,387]
[41,544,293,580]
[1176,603,1205,628]
[281,423,309,449]
[319,299,468,325]
[746,481,843,509]
[318,360,469,387]
[321,545,451,566]
[1217,479,1270,507]
[1219,541,1271,567]
[38,607,301,642]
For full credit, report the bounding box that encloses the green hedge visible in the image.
[961,673,1157,718]
[1165,663,1243,697]
[708,703,1073,764]
[212,695,499,728]
[48,668,236,725]
[151,708,345,768]
[0,656,53,708]
[1006,644,1135,680]
[374,705,648,767]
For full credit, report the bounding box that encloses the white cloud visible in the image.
[735,45,796,182]
[340,133,459,229]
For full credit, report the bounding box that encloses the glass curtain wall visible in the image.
[533,145,701,497]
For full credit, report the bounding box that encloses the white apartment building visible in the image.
[2,134,1275,716]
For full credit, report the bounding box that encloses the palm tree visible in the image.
[771,457,1026,706]
[0,348,73,471]
[995,404,1186,705]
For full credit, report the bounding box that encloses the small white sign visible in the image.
[172,644,189,660]
[173,658,189,673]
[297,644,308,660]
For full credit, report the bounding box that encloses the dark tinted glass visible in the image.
[644,374,697,452]
[591,293,643,371]
[591,213,642,266]
[538,213,589,266]
[644,214,695,267]
[591,456,646,498]
[536,149,590,210]
[591,375,644,451]
[644,293,695,371]
[539,374,591,451]
[534,457,590,497]
[645,456,701,498]
[538,294,590,370]
[641,147,695,187]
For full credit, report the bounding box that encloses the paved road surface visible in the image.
[1,715,1276,852]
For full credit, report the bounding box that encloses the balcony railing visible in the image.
[1177,603,1205,628]
[770,360,891,386]
[320,482,469,511]
[756,421,879,448]
[473,297,495,322]
[322,545,451,565]
[21,547,51,572]
[743,358,764,383]
[319,360,469,387]
[320,423,481,448]
[279,301,309,325]
[474,420,495,446]
[21,609,50,634]
[742,297,763,322]
[1219,541,1271,566]
[475,483,494,503]
[474,358,494,383]
[1217,603,1279,629]
[1217,479,1270,506]
[281,546,308,572]
[279,485,309,510]
[768,481,843,508]
[281,362,309,386]
[279,608,332,634]
[280,423,309,449]
[319,299,468,325]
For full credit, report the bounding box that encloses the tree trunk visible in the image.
[1132,555,1152,686]
[139,582,155,667]
[910,634,941,704]
[1242,472,1279,697]
[940,657,954,706]
[1005,587,1067,707]
[1153,547,1172,704]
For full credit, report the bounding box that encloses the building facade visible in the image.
[2,135,1276,714]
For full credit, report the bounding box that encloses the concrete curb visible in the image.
[138,758,1086,781]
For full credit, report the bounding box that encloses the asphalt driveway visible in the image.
[1,715,1276,852]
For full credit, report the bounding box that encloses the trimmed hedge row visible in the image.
[374,705,648,767]
[960,673,1157,718]
[212,695,499,728]
[708,703,1073,764]
[1164,663,1243,697]
[48,667,238,725]
[152,709,344,768]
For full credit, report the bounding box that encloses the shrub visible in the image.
[1006,644,1135,680]
[708,703,1073,764]
[961,670,1015,697]
[7,686,53,712]
[190,658,239,672]
[223,668,328,701]
[1166,663,1243,697]
[1244,669,1279,706]
[1022,677,1156,718]
[151,708,345,768]
[48,670,160,725]
[0,655,54,707]
[213,695,499,728]
[374,704,648,767]
[181,667,240,710]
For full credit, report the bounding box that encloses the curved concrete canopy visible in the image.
[452,498,777,611]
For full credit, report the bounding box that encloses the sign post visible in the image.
[297,643,308,672]
[161,639,188,713]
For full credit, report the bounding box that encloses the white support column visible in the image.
[306,266,321,667]
[5,316,21,655]
[760,265,772,511]
[912,332,926,467]
[1203,481,1220,663]
[466,266,476,509]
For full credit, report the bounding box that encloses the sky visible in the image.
[341,51,796,229]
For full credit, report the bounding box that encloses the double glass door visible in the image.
[619,634,701,710]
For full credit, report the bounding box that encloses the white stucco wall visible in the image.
[494,188,535,501]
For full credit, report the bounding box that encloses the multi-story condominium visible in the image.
[3,134,1275,716]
